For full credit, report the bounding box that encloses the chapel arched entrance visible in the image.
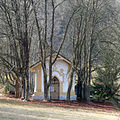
[50,77,60,100]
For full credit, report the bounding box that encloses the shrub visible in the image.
[92,50,120,102]
[3,84,9,94]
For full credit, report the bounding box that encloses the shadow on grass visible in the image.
[0,99,36,107]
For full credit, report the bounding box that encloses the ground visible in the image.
[0,99,120,120]
[0,86,120,120]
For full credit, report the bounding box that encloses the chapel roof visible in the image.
[30,53,71,69]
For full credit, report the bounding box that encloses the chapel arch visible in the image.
[50,76,60,100]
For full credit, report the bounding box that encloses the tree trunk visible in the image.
[83,82,86,100]
[83,83,90,102]
[25,69,29,101]
[21,75,26,100]
[77,73,82,100]
[85,85,90,102]
[15,81,19,98]
[24,0,30,101]
[44,70,48,100]
[49,0,54,100]
[43,0,48,101]
[67,68,74,101]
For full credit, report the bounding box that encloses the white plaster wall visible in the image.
[41,59,70,93]
[72,75,75,91]
[53,60,69,92]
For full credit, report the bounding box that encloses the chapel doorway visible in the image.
[50,77,60,100]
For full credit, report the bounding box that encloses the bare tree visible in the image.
[31,0,76,100]
[0,0,34,100]
[66,0,120,101]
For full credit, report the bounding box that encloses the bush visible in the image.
[92,81,116,101]
[3,84,9,94]
[92,50,120,102]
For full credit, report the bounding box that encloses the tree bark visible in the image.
[43,69,48,100]
[67,68,74,101]
[15,81,20,98]
[77,73,82,100]
[24,0,30,101]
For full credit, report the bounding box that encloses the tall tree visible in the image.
[0,0,34,100]
[66,0,120,101]
[31,0,75,100]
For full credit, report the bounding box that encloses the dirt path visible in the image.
[0,99,120,120]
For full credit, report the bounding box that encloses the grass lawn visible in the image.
[0,99,120,120]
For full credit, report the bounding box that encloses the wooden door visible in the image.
[50,77,59,100]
